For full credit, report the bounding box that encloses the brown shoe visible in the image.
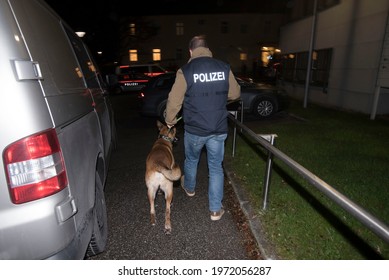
[210,209,225,221]
[180,175,195,197]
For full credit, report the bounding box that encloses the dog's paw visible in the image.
[164,228,172,235]
[150,215,156,225]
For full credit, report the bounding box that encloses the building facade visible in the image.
[117,0,389,117]
[118,13,284,75]
[280,0,389,117]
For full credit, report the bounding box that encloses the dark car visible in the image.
[138,72,289,120]
[137,72,176,119]
[236,76,289,118]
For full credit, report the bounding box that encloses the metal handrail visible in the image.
[227,113,389,244]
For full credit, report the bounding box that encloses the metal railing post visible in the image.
[232,110,237,157]
[259,134,277,210]
[228,99,243,158]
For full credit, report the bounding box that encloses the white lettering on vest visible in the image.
[193,72,225,83]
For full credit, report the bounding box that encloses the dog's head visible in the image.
[157,120,178,143]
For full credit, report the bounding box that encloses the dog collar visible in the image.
[159,134,175,143]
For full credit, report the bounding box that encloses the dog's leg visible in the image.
[147,186,157,226]
[163,182,173,235]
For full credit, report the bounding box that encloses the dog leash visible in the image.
[167,116,182,134]
[164,116,182,142]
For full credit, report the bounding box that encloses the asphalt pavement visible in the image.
[87,94,273,260]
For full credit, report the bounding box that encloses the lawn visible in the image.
[225,99,389,259]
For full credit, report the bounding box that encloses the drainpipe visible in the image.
[303,0,318,108]
[371,11,389,120]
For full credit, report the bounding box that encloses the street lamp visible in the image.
[75,31,86,38]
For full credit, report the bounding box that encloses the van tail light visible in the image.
[3,129,68,204]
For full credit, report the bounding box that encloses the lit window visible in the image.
[261,46,278,66]
[129,23,136,36]
[129,49,138,62]
[153,49,161,61]
[176,23,184,36]
[240,53,247,61]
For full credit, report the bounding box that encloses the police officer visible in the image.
[165,35,240,221]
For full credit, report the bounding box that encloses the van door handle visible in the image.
[12,60,43,80]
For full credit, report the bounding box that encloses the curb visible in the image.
[224,161,279,260]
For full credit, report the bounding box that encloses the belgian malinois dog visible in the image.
[145,120,181,234]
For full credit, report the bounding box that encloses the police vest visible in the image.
[181,56,230,136]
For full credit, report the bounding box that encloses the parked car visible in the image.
[111,64,169,93]
[0,0,116,259]
[116,64,168,77]
[138,72,289,120]
[111,72,151,94]
[235,76,289,118]
[137,72,176,119]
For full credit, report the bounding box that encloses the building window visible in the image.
[129,23,136,36]
[176,22,184,36]
[153,49,161,61]
[176,48,183,60]
[240,53,247,61]
[264,20,271,36]
[286,0,340,22]
[221,21,229,34]
[311,49,332,87]
[240,24,248,34]
[261,46,281,67]
[282,48,332,88]
[129,49,138,62]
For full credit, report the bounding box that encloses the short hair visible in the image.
[189,35,208,51]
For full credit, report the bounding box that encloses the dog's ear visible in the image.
[156,120,164,130]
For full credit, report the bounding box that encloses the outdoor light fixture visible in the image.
[75,31,86,38]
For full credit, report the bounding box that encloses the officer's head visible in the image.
[189,35,208,53]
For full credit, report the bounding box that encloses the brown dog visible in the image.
[145,120,181,234]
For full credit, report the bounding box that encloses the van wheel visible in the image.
[85,172,108,257]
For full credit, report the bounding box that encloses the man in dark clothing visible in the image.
[165,35,240,221]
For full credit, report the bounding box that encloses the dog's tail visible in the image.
[155,162,182,181]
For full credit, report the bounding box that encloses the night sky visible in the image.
[44,0,288,35]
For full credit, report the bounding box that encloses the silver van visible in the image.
[0,0,116,259]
